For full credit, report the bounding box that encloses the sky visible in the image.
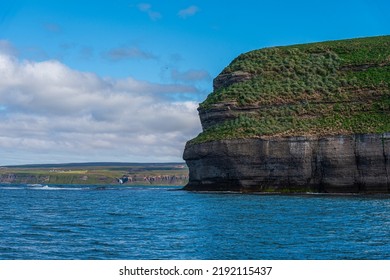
[0,0,389,165]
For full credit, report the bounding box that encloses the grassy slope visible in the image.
[193,36,390,143]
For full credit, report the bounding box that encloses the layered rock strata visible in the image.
[184,134,390,193]
[183,36,390,193]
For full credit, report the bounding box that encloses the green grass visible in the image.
[191,35,390,143]
[191,110,390,143]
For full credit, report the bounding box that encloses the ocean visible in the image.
[1,184,389,260]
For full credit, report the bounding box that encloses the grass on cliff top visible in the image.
[191,110,390,143]
[201,36,390,108]
[190,36,390,143]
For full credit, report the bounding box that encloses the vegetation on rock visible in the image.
[192,36,390,143]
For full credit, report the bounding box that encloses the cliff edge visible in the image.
[183,36,390,193]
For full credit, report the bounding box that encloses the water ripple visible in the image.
[1,184,390,259]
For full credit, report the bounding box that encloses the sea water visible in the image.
[1,184,390,260]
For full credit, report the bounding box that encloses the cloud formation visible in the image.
[43,22,62,33]
[0,49,201,165]
[178,5,200,19]
[0,39,17,56]
[137,3,162,21]
[104,46,157,61]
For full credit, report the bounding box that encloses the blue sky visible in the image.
[0,0,389,165]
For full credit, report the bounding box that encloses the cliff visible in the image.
[183,36,390,193]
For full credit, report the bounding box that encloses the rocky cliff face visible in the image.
[184,134,390,193]
[183,36,390,193]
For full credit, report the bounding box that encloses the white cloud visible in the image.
[137,3,162,21]
[137,3,151,12]
[43,22,62,33]
[0,50,202,165]
[178,5,200,19]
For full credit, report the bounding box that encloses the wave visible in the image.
[0,186,21,190]
[1,184,180,192]
[29,185,83,191]
[27,183,44,187]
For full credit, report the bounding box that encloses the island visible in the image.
[183,35,390,193]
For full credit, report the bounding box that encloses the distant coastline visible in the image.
[0,162,189,186]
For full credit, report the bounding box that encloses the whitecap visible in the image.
[0,186,21,190]
[27,184,44,187]
[31,185,83,191]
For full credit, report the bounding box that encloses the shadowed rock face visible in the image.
[184,134,390,193]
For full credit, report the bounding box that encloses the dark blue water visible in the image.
[1,184,390,260]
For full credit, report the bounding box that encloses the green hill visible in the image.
[193,35,390,143]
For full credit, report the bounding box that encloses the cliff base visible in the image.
[184,134,390,193]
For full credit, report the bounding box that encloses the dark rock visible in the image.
[213,70,253,91]
[198,103,262,131]
[183,134,390,193]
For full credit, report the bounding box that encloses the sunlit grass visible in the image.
[192,36,390,143]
